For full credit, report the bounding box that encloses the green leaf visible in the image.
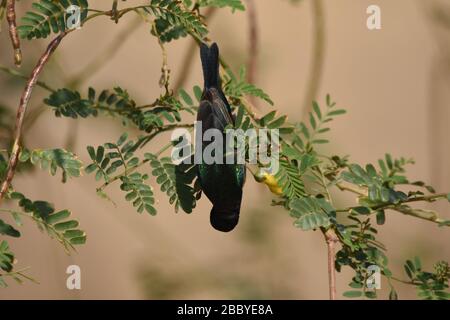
[11,194,86,251]
[146,153,198,213]
[44,88,97,118]
[63,230,84,238]
[312,139,329,144]
[0,219,20,238]
[46,210,71,224]
[54,220,79,231]
[343,290,362,298]
[389,288,399,300]
[327,109,346,116]
[120,173,156,216]
[198,0,245,12]
[117,133,128,146]
[193,85,203,102]
[309,112,317,129]
[275,159,306,199]
[259,110,277,126]
[312,101,322,120]
[179,89,193,106]
[268,115,287,129]
[414,256,422,270]
[150,0,208,43]
[19,149,31,162]
[0,240,14,272]
[96,146,104,163]
[11,212,23,226]
[223,66,273,105]
[87,146,96,160]
[293,95,346,148]
[85,163,97,174]
[32,201,54,219]
[349,281,363,289]
[352,206,371,215]
[24,148,83,182]
[289,197,332,231]
[376,210,386,225]
[364,291,377,299]
[69,236,87,245]
[385,153,393,170]
[17,0,89,40]
[326,94,331,106]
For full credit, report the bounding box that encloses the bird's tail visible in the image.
[210,205,240,232]
[200,42,220,89]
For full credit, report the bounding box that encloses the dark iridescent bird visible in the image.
[196,42,246,232]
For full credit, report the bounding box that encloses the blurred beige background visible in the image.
[0,0,450,299]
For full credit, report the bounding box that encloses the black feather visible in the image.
[200,42,220,89]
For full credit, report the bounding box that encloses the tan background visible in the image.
[0,0,449,299]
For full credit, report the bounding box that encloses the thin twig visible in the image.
[336,182,366,196]
[155,24,171,93]
[141,123,194,146]
[301,0,325,121]
[334,193,450,225]
[318,165,338,300]
[322,228,338,300]
[0,33,67,204]
[6,0,21,67]
[0,64,56,92]
[390,276,418,285]
[0,267,39,284]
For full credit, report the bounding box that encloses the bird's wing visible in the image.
[210,89,234,129]
[198,88,233,132]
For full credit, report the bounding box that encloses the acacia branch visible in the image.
[97,124,194,192]
[6,0,21,67]
[334,192,450,225]
[0,267,38,284]
[0,33,66,204]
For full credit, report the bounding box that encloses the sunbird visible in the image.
[196,42,246,232]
